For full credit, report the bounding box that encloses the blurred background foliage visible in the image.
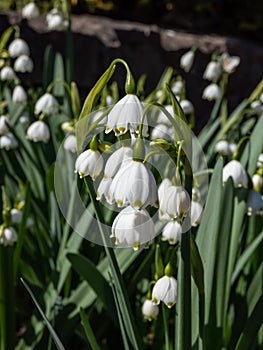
[1,0,263,42]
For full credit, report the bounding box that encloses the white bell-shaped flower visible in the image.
[250,101,263,115]
[158,178,172,221]
[0,66,16,81]
[8,39,30,58]
[0,133,18,150]
[12,85,27,103]
[222,160,248,188]
[0,227,17,246]
[161,221,182,245]
[247,190,263,216]
[203,61,222,81]
[257,153,263,168]
[215,140,230,155]
[105,94,148,136]
[96,177,112,201]
[14,55,33,73]
[156,105,173,126]
[171,80,183,95]
[109,160,158,209]
[111,205,155,250]
[0,115,9,135]
[142,299,159,321]
[104,147,132,178]
[159,185,190,220]
[74,149,104,180]
[252,174,263,191]
[151,124,173,141]
[35,93,59,115]
[229,143,237,154]
[46,9,69,31]
[22,2,39,19]
[63,134,77,153]
[202,83,222,101]
[180,99,194,114]
[26,120,50,143]
[191,201,203,226]
[180,50,194,72]
[220,53,240,74]
[11,208,34,228]
[152,276,177,308]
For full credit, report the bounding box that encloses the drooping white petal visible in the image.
[180,99,194,115]
[0,133,18,150]
[96,177,112,201]
[26,121,50,143]
[247,190,263,215]
[161,221,182,244]
[191,201,203,226]
[162,277,177,308]
[14,55,33,73]
[12,85,27,103]
[222,160,248,188]
[104,147,132,178]
[203,61,222,81]
[22,2,39,19]
[63,134,77,153]
[180,50,194,72]
[152,276,170,305]
[74,149,104,180]
[202,83,222,101]
[142,299,159,321]
[8,39,30,58]
[35,93,59,115]
[0,115,9,135]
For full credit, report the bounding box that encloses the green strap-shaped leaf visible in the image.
[80,307,101,350]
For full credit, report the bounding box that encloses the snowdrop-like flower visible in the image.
[222,160,248,188]
[46,9,69,31]
[106,95,114,106]
[202,83,222,101]
[0,227,17,246]
[11,208,34,228]
[152,276,177,308]
[14,55,33,73]
[171,80,183,95]
[250,101,263,114]
[191,201,203,226]
[8,39,30,58]
[74,149,104,179]
[252,174,263,191]
[105,94,148,136]
[109,160,158,209]
[180,50,194,73]
[159,185,190,220]
[0,66,16,81]
[247,190,263,215]
[104,147,132,178]
[220,53,240,74]
[156,105,173,126]
[257,153,263,168]
[22,2,39,19]
[142,299,159,321]
[158,178,172,221]
[215,140,230,155]
[161,221,181,244]
[111,205,154,250]
[35,93,59,115]
[0,115,9,135]
[151,124,173,141]
[61,121,74,133]
[90,110,107,125]
[26,120,50,143]
[180,99,194,115]
[203,61,222,81]
[12,85,27,103]
[0,133,18,150]
[228,143,237,154]
[96,177,112,201]
[63,134,77,153]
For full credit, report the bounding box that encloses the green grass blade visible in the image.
[80,307,101,350]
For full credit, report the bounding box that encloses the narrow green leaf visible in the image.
[0,26,15,51]
[80,308,101,350]
[20,278,66,350]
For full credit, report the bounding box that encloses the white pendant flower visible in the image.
[12,85,27,103]
[22,2,39,19]
[111,205,155,250]
[171,80,183,95]
[152,276,177,308]
[0,227,17,246]
[161,221,182,245]
[220,53,240,74]
[35,93,59,115]
[105,94,148,136]
[26,120,50,143]
[215,140,230,155]
[252,174,263,191]
[104,147,132,178]
[14,55,33,73]
[8,39,30,58]
[156,105,173,125]
[222,160,248,188]
[109,160,158,209]
[247,190,263,216]
[63,134,77,153]
[11,208,34,228]
[202,83,222,101]
[191,201,203,226]
[142,299,159,321]
[180,50,194,72]
[151,124,173,141]
[158,178,172,221]
[159,185,190,220]
[46,9,69,31]
[180,99,194,115]
[0,133,18,150]
[257,153,263,168]
[96,177,112,201]
[0,66,16,81]
[0,115,9,135]
[74,149,104,180]
[203,61,222,81]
